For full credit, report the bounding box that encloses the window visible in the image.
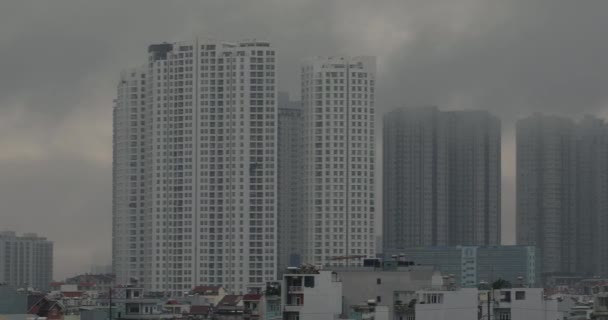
[423,293,444,304]
[497,311,511,320]
[128,305,140,314]
[376,295,381,303]
[377,278,381,284]
[515,291,526,300]
[304,276,315,288]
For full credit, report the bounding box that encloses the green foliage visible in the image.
[492,278,512,289]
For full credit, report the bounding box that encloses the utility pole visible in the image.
[108,287,112,320]
[487,288,491,320]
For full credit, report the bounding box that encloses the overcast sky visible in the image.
[3,0,608,280]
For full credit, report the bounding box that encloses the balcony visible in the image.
[243,308,260,315]
[288,286,303,293]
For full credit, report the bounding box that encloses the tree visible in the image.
[492,278,512,289]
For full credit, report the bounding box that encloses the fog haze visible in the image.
[2,0,608,279]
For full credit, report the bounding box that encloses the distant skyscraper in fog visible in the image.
[517,114,608,277]
[301,56,377,265]
[113,39,278,295]
[0,231,53,291]
[517,114,576,276]
[383,107,500,253]
[277,92,303,272]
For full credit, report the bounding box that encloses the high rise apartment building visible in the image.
[113,39,278,295]
[0,231,53,291]
[516,114,576,276]
[575,116,608,276]
[383,107,500,252]
[277,92,303,273]
[445,111,501,246]
[301,56,377,265]
[113,65,147,287]
[517,114,608,277]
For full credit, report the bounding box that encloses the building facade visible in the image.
[282,269,342,320]
[384,246,539,288]
[330,264,442,320]
[516,114,608,278]
[383,107,501,251]
[0,231,53,291]
[277,92,303,273]
[574,116,608,278]
[414,288,560,320]
[382,107,448,248]
[301,56,377,266]
[113,65,148,287]
[113,39,278,295]
[516,114,576,277]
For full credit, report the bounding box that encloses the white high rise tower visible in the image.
[301,56,377,266]
[113,39,278,295]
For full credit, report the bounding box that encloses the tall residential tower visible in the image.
[0,231,53,291]
[383,107,501,253]
[277,92,303,273]
[113,39,278,295]
[517,114,608,278]
[516,114,576,276]
[301,56,377,266]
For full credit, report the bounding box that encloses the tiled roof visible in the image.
[242,294,262,301]
[218,294,242,306]
[189,305,212,315]
[192,285,222,295]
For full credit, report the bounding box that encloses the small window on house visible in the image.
[423,293,444,304]
[304,276,315,288]
[128,305,140,313]
[377,278,381,284]
[376,296,382,303]
[515,291,526,300]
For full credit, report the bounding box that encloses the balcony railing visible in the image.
[288,286,303,292]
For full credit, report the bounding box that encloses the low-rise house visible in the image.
[243,292,281,320]
[215,294,244,319]
[415,288,478,320]
[485,288,560,320]
[592,285,608,319]
[27,294,65,320]
[412,287,560,320]
[348,302,389,320]
[190,285,227,307]
[243,294,263,319]
[330,259,443,319]
[282,267,342,320]
[98,286,182,320]
[64,274,115,293]
[185,305,213,319]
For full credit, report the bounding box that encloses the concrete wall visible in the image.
[299,273,342,320]
[415,289,478,320]
[336,267,439,319]
[282,271,342,320]
[501,288,561,320]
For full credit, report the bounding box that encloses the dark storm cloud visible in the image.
[2,0,608,279]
